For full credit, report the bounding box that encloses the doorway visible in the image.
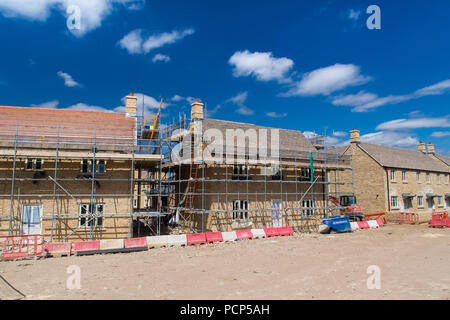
[271,200,282,228]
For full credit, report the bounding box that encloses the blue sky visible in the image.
[0,0,449,155]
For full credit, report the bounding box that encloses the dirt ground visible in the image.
[0,224,449,300]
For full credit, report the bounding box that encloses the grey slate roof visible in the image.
[359,143,449,173]
[434,153,450,166]
[201,118,315,152]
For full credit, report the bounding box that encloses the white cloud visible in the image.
[226,91,254,116]
[114,93,169,116]
[266,111,287,118]
[229,50,294,82]
[360,131,419,147]
[170,94,196,104]
[332,131,348,137]
[206,104,222,117]
[118,29,143,54]
[57,71,81,87]
[30,100,59,108]
[348,9,361,21]
[67,102,111,112]
[0,0,145,37]
[333,79,450,112]
[431,131,450,138]
[415,79,450,96]
[332,91,378,107]
[152,53,170,63]
[376,116,450,130]
[119,28,195,54]
[284,64,371,96]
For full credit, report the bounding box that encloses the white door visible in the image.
[21,205,42,235]
[271,200,282,227]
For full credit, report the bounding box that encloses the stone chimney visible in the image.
[191,99,204,120]
[350,128,360,144]
[125,92,137,117]
[417,141,426,154]
[427,142,435,155]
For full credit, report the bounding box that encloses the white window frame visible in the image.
[417,196,424,208]
[437,196,443,207]
[233,200,249,220]
[445,174,449,185]
[81,160,106,174]
[436,174,441,185]
[426,173,431,184]
[79,203,104,228]
[390,170,396,182]
[402,171,407,182]
[416,171,421,183]
[391,196,399,209]
[302,199,314,216]
[25,158,44,171]
[233,164,248,177]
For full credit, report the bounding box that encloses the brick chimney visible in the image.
[417,141,426,154]
[191,99,204,120]
[427,142,435,155]
[125,92,137,117]
[350,128,360,144]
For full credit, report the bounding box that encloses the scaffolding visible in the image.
[0,107,354,240]
[136,114,354,236]
[0,117,161,241]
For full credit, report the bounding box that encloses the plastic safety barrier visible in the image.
[236,229,253,240]
[251,229,266,239]
[396,212,419,224]
[277,227,294,236]
[264,228,280,237]
[350,222,359,231]
[99,239,124,251]
[367,220,379,229]
[357,221,370,229]
[124,237,148,250]
[44,242,72,257]
[1,235,44,259]
[73,240,100,255]
[186,233,207,246]
[429,213,448,228]
[376,218,384,227]
[364,212,387,224]
[146,235,169,248]
[221,231,237,242]
[167,234,187,246]
[205,232,223,243]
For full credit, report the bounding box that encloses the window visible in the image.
[390,196,399,209]
[300,168,312,181]
[302,199,314,216]
[402,171,407,182]
[390,170,396,182]
[416,172,421,183]
[79,203,104,227]
[417,196,424,208]
[81,160,106,174]
[437,196,443,207]
[445,174,449,184]
[426,173,430,183]
[437,174,441,184]
[25,158,43,171]
[233,200,249,220]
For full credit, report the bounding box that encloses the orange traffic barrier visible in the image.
[1,235,44,259]
[364,212,387,224]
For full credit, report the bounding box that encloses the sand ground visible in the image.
[0,224,449,300]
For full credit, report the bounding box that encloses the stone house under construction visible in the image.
[0,95,161,242]
[140,101,353,234]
